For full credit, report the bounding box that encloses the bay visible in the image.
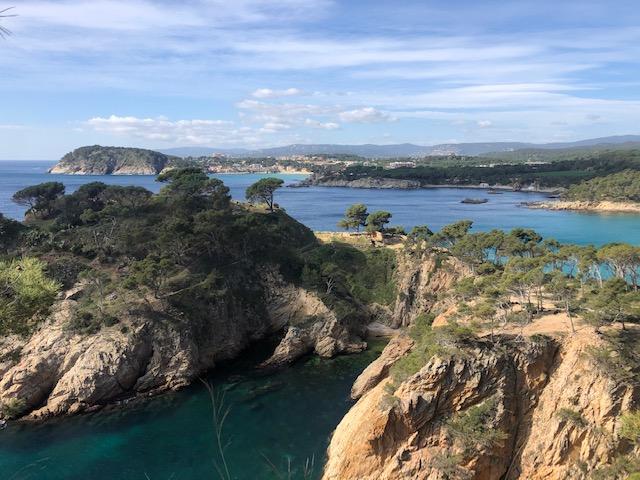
[2,161,640,246]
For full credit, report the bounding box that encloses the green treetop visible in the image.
[365,211,392,233]
[338,203,368,231]
[245,177,285,212]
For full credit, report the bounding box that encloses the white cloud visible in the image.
[251,88,303,98]
[338,107,395,123]
[87,115,245,145]
[477,120,493,128]
[304,118,340,129]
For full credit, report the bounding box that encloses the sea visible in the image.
[1,160,640,479]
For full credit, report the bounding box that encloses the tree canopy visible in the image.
[12,182,65,218]
[338,203,368,231]
[245,177,284,212]
[365,211,392,233]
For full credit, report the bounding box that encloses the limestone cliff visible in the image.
[323,331,639,480]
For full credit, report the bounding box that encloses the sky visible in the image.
[1,0,640,159]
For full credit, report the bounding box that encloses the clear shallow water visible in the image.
[0,339,386,480]
[1,161,640,478]
[2,161,640,246]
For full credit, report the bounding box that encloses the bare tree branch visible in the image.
[0,7,16,39]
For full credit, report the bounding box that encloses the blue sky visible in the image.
[1,0,640,159]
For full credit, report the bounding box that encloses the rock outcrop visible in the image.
[350,334,413,400]
[49,145,180,175]
[391,253,468,328]
[525,200,640,214]
[323,331,639,480]
[0,271,365,420]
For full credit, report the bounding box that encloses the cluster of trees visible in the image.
[405,220,640,334]
[564,170,640,203]
[1,170,395,336]
[329,151,640,189]
[1,170,317,335]
[337,203,394,233]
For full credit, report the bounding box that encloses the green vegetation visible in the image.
[0,397,26,419]
[446,396,508,454]
[564,170,640,202]
[390,318,475,383]
[0,257,60,335]
[323,150,640,190]
[337,203,368,231]
[301,241,397,307]
[245,177,285,212]
[1,169,399,339]
[54,145,184,174]
[365,211,392,233]
[12,182,65,219]
[556,408,587,428]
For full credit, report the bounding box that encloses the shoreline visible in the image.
[301,177,562,194]
[525,199,640,214]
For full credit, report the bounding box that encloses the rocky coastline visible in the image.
[525,199,640,213]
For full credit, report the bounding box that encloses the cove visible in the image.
[0,339,386,480]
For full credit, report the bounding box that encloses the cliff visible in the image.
[323,330,639,480]
[0,270,363,420]
[49,146,182,175]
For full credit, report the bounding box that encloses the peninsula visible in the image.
[526,170,640,213]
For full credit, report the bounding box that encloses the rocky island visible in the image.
[49,145,183,175]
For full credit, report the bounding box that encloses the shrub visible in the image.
[446,396,508,455]
[0,257,60,335]
[556,408,587,428]
[0,397,26,419]
[621,411,640,444]
[390,320,475,383]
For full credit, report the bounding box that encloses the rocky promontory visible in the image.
[323,328,640,480]
[525,199,640,214]
[294,174,421,189]
[49,145,181,175]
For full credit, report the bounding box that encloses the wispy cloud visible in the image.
[251,88,304,99]
[1,0,640,155]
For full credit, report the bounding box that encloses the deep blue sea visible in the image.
[2,160,640,246]
[1,160,640,480]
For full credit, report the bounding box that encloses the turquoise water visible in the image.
[1,161,640,478]
[2,161,640,245]
[0,339,386,480]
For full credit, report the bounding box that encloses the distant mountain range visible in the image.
[159,135,640,158]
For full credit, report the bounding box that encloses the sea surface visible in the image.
[1,160,640,480]
[2,160,640,246]
[0,339,386,480]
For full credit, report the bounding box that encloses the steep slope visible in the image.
[0,270,361,419]
[323,331,638,480]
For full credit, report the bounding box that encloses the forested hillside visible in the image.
[563,170,640,202]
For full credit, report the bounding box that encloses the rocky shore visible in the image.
[526,199,640,213]
[0,270,369,421]
[294,174,563,193]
